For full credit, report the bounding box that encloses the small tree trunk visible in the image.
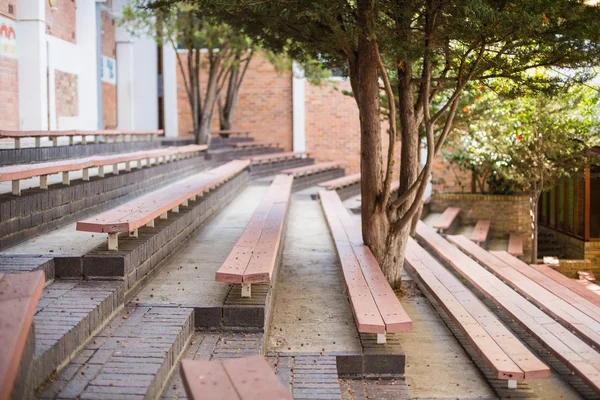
[530,187,540,264]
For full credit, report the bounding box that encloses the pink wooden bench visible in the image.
[507,233,524,257]
[319,190,412,343]
[215,174,293,297]
[415,223,600,391]
[405,238,549,387]
[77,159,249,251]
[0,129,163,148]
[180,356,291,400]
[245,152,308,164]
[0,271,45,400]
[432,207,461,234]
[471,219,491,247]
[232,142,278,149]
[449,236,600,350]
[282,161,344,177]
[317,173,360,190]
[0,144,207,195]
[579,271,596,282]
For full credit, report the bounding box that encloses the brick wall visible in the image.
[177,51,293,149]
[550,230,600,275]
[430,193,533,251]
[55,70,78,117]
[431,152,473,194]
[101,10,117,129]
[0,8,18,130]
[46,0,76,43]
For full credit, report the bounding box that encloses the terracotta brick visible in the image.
[54,70,78,118]
[46,0,76,44]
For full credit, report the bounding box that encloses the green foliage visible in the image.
[446,82,600,194]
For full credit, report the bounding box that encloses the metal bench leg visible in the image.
[12,180,20,196]
[108,233,118,251]
[62,172,70,186]
[146,219,155,228]
[507,380,517,389]
[160,212,168,220]
[82,168,90,181]
[241,283,251,298]
[113,164,119,175]
[377,333,387,344]
[40,175,48,190]
[98,166,105,178]
[172,205,179,213]
[129,229,138,238]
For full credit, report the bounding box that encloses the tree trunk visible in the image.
[530,187,540,264]
[219,67,240,131]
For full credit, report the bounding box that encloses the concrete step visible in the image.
[39,305,194,400]
[33,280,125,388]
[0,254,55,283]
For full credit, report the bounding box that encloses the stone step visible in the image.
[33,280,125,388]
[39,305,194,400]
[249,157,315,179]
[0,254,54,282]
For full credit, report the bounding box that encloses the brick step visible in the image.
[0,155,211,250]
[32,280,125,389]
[209,136,254,150]
[290,168,346,192]
[0,254,55,283]
[206,146,284,162]
[249,157,315,179]
[0,140,162,167]
[39,305,194,399]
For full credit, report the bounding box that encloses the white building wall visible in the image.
[162,44,179,137]
[132,38,159,130]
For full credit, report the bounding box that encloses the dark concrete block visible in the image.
[54,256,83,278]
[194,306,221,328]
[336,354,364,378]
[222,305,265,328]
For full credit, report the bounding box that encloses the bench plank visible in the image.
[282,161,343,177]
[471,220,491,245]
[0,129,164,138]
[405,240,542,380]
[492,251,600,323]
[222,356,292,400]
[433,207,461,231]
[317,173,361,190]
[508,233,524,257]
[449,235,600,348]
[246,152,307,164]
[181,359,240,400]
[416,222,600,393]
[0,271,45,400]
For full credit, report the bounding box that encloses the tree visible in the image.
[453,83,600,263]
[121,1,254,144]
[157,0,600,287]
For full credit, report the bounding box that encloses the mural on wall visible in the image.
[0,16,17,59]
[100,56,117,85]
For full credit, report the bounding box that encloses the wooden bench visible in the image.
[0,129,163,149]
[77,159,249,251]
[507,233,524,257]
[0,144,207,195]
[319,189,412,343]
[246,152,308,164]
[432,207,461,234]
[449,235,600,349]
[317,173,361,191]
[579,271,596,282]
[0,271,45,400]
[416,221,600,394]
[471,219,491,247]
[180,356,292,400]
[405,238,549,387]
[215,174,293,297]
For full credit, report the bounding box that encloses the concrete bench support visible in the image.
[108,233,118,251]
[241,283,251,298]
[40,175,48,190]
[12,180,20,196]
[62,172,70,186]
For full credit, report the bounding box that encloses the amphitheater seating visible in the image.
[0,271,45,399]
[77,159,249,251]
[507,233,524,256]
[405,239,549,386]
[433,207,461,234]
[181,356,292,400]
[471,219,491,247]
[1,145,206,196]
[232,142,279,149]
[215,174,293,297]
[450,236,600,348]
[317,173,360,191]
[0,129,163,148]
[416,222,600,394]
[282,161,345,192]
[212,129,252,138]
[246,152,308,164]
[319,189,412,343]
